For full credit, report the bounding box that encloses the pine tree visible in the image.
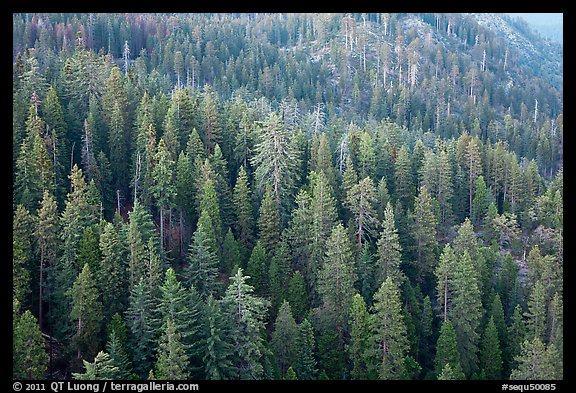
[312,133,337,192]
[271,301,299,376]
[221,268,270,379]
[155,319,190,380]
[257,185,282,255]
[201,295,234,380]
[13,310,48,379]
[348,294,371,379]
[293,318,317,380]
[434,320,464,379]
[127,200,155,291]
[368,277,409,380]
[435,245,457,322]
[233,165,255,250]
[438,363,459,380]
[358,130,376,179]
[202,85,221,154]
[318,223,357,334]
[68,263,104,367]
[72,351,119,380]
[479,317,503,379]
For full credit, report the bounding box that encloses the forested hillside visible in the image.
[13,13,563,381]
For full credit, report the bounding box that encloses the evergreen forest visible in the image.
[12,13,563,381]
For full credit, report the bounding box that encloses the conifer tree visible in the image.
[293,318,317,380]
[155,319,190,380]
[99,222,128,322]
[479,317,503,379]
[368,277,409,380]
[376,202,404,290]
[72,351,119,380]
[251,111,298,207]
[271,301,299,376]
[233,165,255,250]
[246,240,268,295]
[201,295,234,380]
[151,138,176,252]
[394,145,414,212]
[411,185,438,286]
[287,271,310,323]
[125,278,160,378]
[185,216,221,297]
[106,327,134,379]
[257,185,281,255]
[221,268,270,379]
[434,320,464,379]
[268,238,293,315]
[34,190,60,330]
[345,176,378,254]
[13,310,48,379]
[451,251,482,377]
[199,177,223,249]
[505,304,526,377]
[348,294,371,379]
[68,263,104,367]
[222,228,241,275]
[524,280,547,342]
[13,205,33,310]
[175,151,194,256]
[318,223,357,335]
[510,337,561,380]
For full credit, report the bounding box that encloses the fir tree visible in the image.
[287,271,310,323]
[68,263,104,367]
[233,165,255,250]
[185,217,221,297]
[155,319,190,380]
[345,176,378,254]
[411,185,438,286]
[271,301,299,376]
[221,268,270,379]
[293,318,317,380]
[98,222,128,322]
[318,223,357,335]
[368,277,409,380]
[246,240,268,296]
[376,202,405,290]
[510,337,561,380]
[72,351,119,380]
[348,294,371,379]
[434,320,464,379]
[201,295,234,380]
[13,310,48,379]
[479,317,503,379]
[257,185,282,256]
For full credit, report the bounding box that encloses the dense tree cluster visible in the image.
[13,13,562,381]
